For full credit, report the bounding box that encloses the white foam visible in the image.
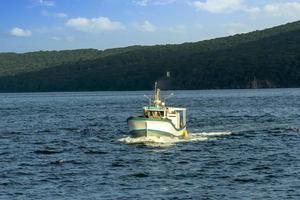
[194,131,232,137]
[118,135,180,147]
[119,131,232,146]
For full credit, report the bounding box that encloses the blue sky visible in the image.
[1,0,300,52]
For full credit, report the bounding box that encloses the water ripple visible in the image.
[0,90,300,199]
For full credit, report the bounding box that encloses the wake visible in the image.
[118,131,232,147]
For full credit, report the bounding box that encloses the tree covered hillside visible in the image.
[0,21,300,92]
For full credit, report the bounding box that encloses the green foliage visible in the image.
[0,21,300,92]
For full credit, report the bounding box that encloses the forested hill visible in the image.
[1,21,300,92]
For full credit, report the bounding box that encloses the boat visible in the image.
[127,82,188,138]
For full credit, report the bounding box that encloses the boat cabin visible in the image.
[143,106,186,129]
[141,82,187,129]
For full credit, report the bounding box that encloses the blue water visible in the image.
[0,89,300,199]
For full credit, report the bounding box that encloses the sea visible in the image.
[0,89,300,199]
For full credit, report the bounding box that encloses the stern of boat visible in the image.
[127,117,186,138]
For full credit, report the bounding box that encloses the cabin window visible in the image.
[160,111,164,117]
[179,111,186,128]
[144,110,164,118]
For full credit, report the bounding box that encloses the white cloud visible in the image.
[135,0,176,6]
[135,0,149,6]
[10,27,32,37]
[66,17,124,32]
[191,0,245,13]
[191,0,300,20]
[261,2,300,19]
[244,7,260,14]
[142,20,157,32]
[51,36,61,41]
[41,10,68,18]
[37,0,55,7]
[133,20,158,32]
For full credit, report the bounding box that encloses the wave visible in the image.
[288,127,300,133]
[119,131,232,147]
[194,131,232,137]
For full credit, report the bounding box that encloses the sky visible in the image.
[1,0,300,52]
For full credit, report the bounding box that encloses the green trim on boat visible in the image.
[130,129,178,138]
[128,117,168,122]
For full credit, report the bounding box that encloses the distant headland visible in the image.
[1,21,300,92]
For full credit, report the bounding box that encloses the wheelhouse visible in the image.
[143,106,186,129]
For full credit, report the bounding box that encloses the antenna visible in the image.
[144,94,152,106]
[163,92,174,102]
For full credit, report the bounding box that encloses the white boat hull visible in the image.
[127,117,186,138]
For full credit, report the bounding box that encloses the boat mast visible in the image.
[153,82,162,107]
